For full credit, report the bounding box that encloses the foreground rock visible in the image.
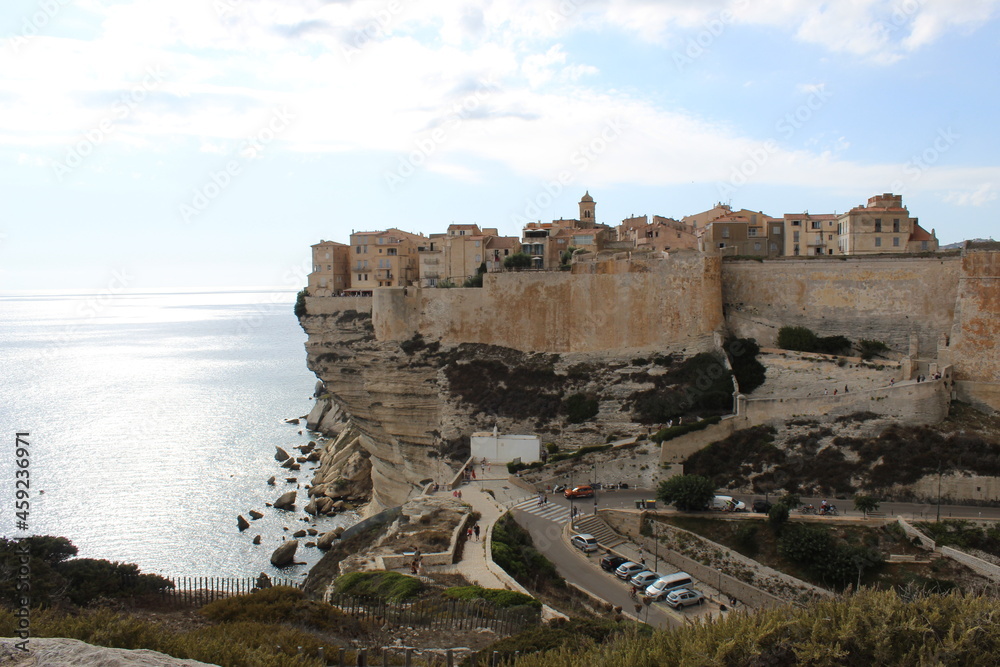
[0,638,217,666]
[236,515,250,532]
[270,540,299,567]
[275,446,290,462]
[273,491,296,510]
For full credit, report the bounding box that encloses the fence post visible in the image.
[446,649,454,667]
[339,647,346,667]
[469,651,478,667]
[404,648,413,667]
[382,648,390,667]
[318,647,325,663]
[491,651,500,667]
[357,648,367,666]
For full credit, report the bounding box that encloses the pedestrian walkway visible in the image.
[431,484,507,589]
[511,497,570,524]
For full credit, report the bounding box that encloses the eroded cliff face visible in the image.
[298,296,720,512]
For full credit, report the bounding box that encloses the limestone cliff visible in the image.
[298,296,721,512]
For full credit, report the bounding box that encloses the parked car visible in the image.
[629,571,662,589]
[710,495,746,512]
[615,562,646,580]
[570,534,598,552]
[600,555,628,572]
[752,499,773,514]
[664,588,705,609]
[564,485,595,499]
[645,572,695,600]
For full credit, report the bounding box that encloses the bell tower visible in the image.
[579,191,595,229]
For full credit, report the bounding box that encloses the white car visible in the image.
[664,588,705,609]
[570,533,598,552]
[629,571,661,589]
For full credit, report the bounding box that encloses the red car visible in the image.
[564,485,595,499]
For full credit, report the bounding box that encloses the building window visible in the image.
[721,228,730,238]
[357,273,362,281]
[378,237,385,244]
[356,246,362,254]
[718,242,726,249]
[770,243,777,252]
[893,237,900,247]
[921,240,929,250]
[828,235,833,241]
[475,254,481,262]
[875,237,882,247]
[791,220,801,226]
[793,231,800,242]
[327,265,331,271]
[874,219,882,232]
[893,219,900,232]
[837,223,842,235]
[325,252,330,259]
[754,242,761,251]
[772,225,782,235]
[748,228,757,237]
[828,249,833,255]
[475,240,480,247]
[811,221,821,230]
[575,235,593,245]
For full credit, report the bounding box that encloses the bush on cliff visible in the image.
[656,474,715,512]
[777,326,851,355]
[294,289,307,318]
[443,586,541,609]
[629,352,734,423]
[503,252,533,269]
[491,514,564,591]
[331,571,425,601]
[563,393,599,423]
[724,337,766,394]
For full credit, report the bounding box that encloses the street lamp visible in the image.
[593,462,598,515]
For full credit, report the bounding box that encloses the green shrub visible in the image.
[859,339,889,360]
[768,503,790,530]
[331,571,425,601]
[293,289,307,318]
[725,337,767,394]
[816,335,851,355]
[200,586,358,634]
[656,474,715,512]
[650,416,721,444]
[563,393,599,424]
[503,252,533,269]
[443,586,541,609]
[777,326,818,352]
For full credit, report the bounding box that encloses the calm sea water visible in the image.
[0,289,355,580]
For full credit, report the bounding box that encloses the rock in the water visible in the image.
[270,540,299,567]
[280,457,296,469]
[287,463,301,471]
[306,451,321,462]
[332,499,346,512]
[306,541,316,548]
[304,499,319,516]
[267,476,276,486]
[317,529,341,550]
[285,418,300,425]
[274,490,296,510]
[252,535,262,545]
[249,510,264,520]
[275,446,290,462]
[286,477,298,483]
[296,456,307,464]
[307,528,319,536]
[237,515,250,532]
[292,529,307,538]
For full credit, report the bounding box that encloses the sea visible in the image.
[0,289,357,581]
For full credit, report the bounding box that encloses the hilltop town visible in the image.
[306,191,941,295]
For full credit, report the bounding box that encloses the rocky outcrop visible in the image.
[0,638,217,666]
[298,297,718,513]
[270,540,298,567]
[273,491,296,510]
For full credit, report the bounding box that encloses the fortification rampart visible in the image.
[372,254,724,353]
[722,255,962,357]
[948,245,1000,412]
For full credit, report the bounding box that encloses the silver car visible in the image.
[629,571,661,589]
[615,561,645,580]
[664,588,705,609]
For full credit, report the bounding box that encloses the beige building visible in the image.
[836,193,939,255]
[783,213,840,256]
[308,240,351,296]
[348,228,425,292]
[698,211,781,256]
[521,192,612,268]
[417,225,521,286]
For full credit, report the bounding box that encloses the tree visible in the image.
[854,494,881,517]
[293,289,307,318]
[768,503,790,530]
[503,252,532,269]
[656,474,715,512]
[777,326,818,352]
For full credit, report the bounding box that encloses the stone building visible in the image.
[348,228,425,292]
[783,213,840,256]
[307,240,350,296]
[836,193,939,254]
[521,192,612,268]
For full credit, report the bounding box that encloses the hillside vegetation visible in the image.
[507,589,1000,666]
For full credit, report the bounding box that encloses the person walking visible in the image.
[473,524,481,541]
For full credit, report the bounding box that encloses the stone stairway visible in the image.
[572,515,625,548]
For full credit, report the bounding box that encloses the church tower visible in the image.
[579,191,596,229]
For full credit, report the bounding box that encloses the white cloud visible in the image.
[943,183,999,207]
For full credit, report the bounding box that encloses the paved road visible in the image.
[523,486,1000,522]
[511,506,679,630]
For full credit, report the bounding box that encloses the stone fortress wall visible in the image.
[373,252,724,354]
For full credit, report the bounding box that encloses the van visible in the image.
[710,495,745,512]
[645,572,694,600]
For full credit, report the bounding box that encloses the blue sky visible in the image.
[2,0,999,291]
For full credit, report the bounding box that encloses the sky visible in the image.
[2,0,999,291]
